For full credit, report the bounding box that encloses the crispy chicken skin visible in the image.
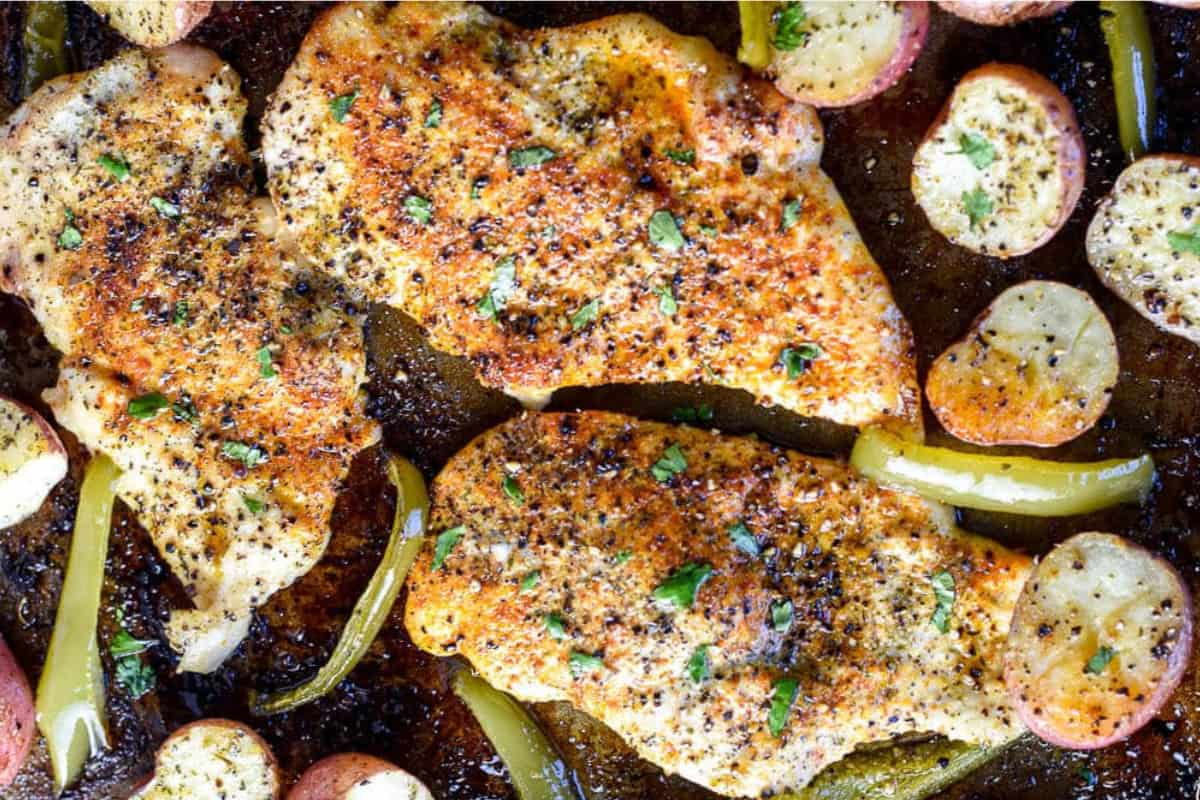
[0,47,379,672]
[406,411,1030,797]
[264,2,921,430]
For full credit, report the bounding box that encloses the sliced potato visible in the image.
[912,63,1085,257]
[1085,155,1200,346]
[766,2,929,107]
[926,281,1118,447]
[937,1,1071,25]
[0,635,34,788]
[0,396,67,529]
[133,719,280,800]
[85,1,212,47]
[1006,533,1192,749]
[287,753,433,800]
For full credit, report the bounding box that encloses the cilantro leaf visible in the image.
[98,153,131,181]
[1167,224,1200,255]
[502,474,525,505]
[127,393,168,420]
[569,651,604,677]
[688,644,711,683]
[172,299,189,327]
[953,133,995,170]
[666,148,695,165]
[779,343,821,379]
[1085,645,1116,675]
[330,89,359,122]
[543,613,567,640]
[614,550,633,565]
[478,255,517,321]
[221,440,268,469]
[654,285,678,317]
[114,656,155,699]
[651,443,687,482]
[651,562,713,609]
[256,346,276,379]
[962,188,993,230]
[729,521,760,557]
[520,571,540,591]
[769,677,799,736]
[931,570,956,634]
[432,525,465,571]
[649,210,685,251]
[570,298,600,330]
[781,198,803,231]
[509,146,557,169]
[424,97,442,128]
[58,212,82,250]
[404,195,433,225]
[774,3,808,51]
[671,405,714,424]
[150,196,180,219]
[242,495,264,514]
[771,598,794,633]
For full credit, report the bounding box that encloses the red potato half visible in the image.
[0,635,34,788]
[132,719,281,799]
[84,1,213,47]
[0,396,68,529]
[926,280,1118,447]
[1086,155,1200,347]
[937,1,1071,25]
[1005,533,1192,749]
[287,753,433,800]
[767,2,929,107]
[912,63,1085,258]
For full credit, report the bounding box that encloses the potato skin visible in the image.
[0,635,34,788]
[937,1,1071,25]
[287,754,427,800]
[913,63,1085,257]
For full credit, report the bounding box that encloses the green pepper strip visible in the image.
[738,1,775,71]
[1100,1,1156,162]
[21,2,71,99]
[36,455,118,794]
[784,736,1019,800]
[851,427,1154,517]
[250,454,428,715]
[451,668,580,800]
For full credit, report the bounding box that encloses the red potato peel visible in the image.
[937,1,1072,26]
[1005,533,1192,749]
[0,635,34,788]
[287,753,433,800]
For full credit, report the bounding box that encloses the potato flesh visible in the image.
[770,2,907,104]
[926,281,1117,446]
[1086,156,1200,345]
[913,74,1069,256]
[136,724,278,800]
[1006,533,1191,748]
[344,771,434,800]
[0,398,66,528]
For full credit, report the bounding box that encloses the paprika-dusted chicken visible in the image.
[405,411,1030,797]
[263,2,921,430]
[0,46,379,673]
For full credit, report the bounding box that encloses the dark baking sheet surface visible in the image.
[1,2,1199,798]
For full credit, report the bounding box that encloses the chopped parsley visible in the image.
[432,525,465,571]
[171,397,198,424]
[58,210,82,250]
[654,285,678,317]
[127,393,168,420]
[520,571,540,591]
[779,343,821,379]
[962,188,993,230]
[114,653,156,699]
[953,133,996,170]
[569,650,603,677]
[930,570,956,634]
[614,550,633,565]
[404,194,433,225]
[221,440,267,469]
[774,3,808,51]
[688,644,711,684]
[242,494,264,514]
[502,474,525,505]
[666,148,695,165]
[1085,645,1116,675]
[729,521,760,558]
[256,346,276,379]
[700,224,718,237]
[509,146,557,169]
[570,298,600,330]
[478,255,517,321]
[172,299,189,327]
[671,405,714,424]
[470,176,488,200]
[329,89,359,122]
[130,298,145,312]
[1167,224,1200,255]
[769,677,800,737]
[651,562,713,609]
[424,97,442,128]
[649,210,685,252]
[651,443,687,482]
[543,612,567,640]
[781,198,803,231]
[771,598,794,633]
[98,153,131,181]
[150,196,180,219]
[111,622,155,658]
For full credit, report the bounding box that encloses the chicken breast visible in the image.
[405,411,1030,797]
[86,1,212,47]
[0,46,379,672]
[263,2,921,431]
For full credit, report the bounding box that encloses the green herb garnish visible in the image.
[570,298,600,330]
[111,623,155,658]
[432,525,466,571]
[651,562,713,608]
[520,571,540,591]
[931,570,956,634]
[127,393,168,420]
[1085,645,1116,675]
[769,677,799,736]
[729,521,760,557]
[424,97,442,128]
[478,255,517,321]
[962,188,992,230]
[544,613,567,640]
[774,3,808,51]
[771,598,794,633]
[171,398,198,424]
[114,653,155,699]
[649,210,685,251]
[404,195,433,225]
[58,210,82,250]
[654,285,678,317]
[172,299,189,327]
[779,343,821,379]
[666,148,695,165]
[509,146,557,169]
[1167,224,1200,255]
[781,198,803,231]
[98,153,130,181]
[256,346,276,379]
[221,440,267,469]
[614,550,633,565]
[330,89,359,122]
[651,443,687,482]
[502,474,525,505]
[953,133,995,170]
[688,644,711,683]
[671,405,714,424]
[569,651,603,677]
[150,196,180,219]
[242,495,264,514]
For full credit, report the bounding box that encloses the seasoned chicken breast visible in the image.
[86,1,212,47]
[264,2,921,431]
[405,411,1031,797]
[0,46,379,672]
